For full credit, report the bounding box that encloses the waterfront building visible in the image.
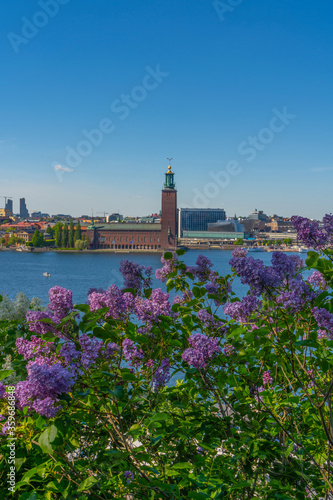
[247,209,268,221]
[86,165,177,250]
[178,208,226,238]
[19,198,29,219]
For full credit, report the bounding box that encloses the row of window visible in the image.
[97,235,160,243]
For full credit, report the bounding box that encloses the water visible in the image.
[0,249,305,304]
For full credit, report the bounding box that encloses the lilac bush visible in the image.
[0,222,333,498]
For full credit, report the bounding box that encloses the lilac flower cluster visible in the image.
[122,339,144,367]
[229,250,306,297]
[88,285,135,319]
[15,360,75,417]
[155,253,178,282]
[120,260,152,291]
[59,335,106,375]
[182,333,221,369]
[313,307,333,339]
[0,384,6,399]
[153,358,171,388]
[48,286,73,322]
[124,471,134,483]
[308,271,328,290]
[187,255,213,282]
[223,344,235,357]
[291,215,332,249]
[135,288,171,328]
[197,309,224,329]
[276,278,317,313]
[263,371,273,386]
[25,286,74,337]
[224,296,261,323]
[16,336,54,360]
[172,290,194,306]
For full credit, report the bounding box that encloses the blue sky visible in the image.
[1,0,332,218]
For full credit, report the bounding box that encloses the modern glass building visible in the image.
[178,208,226,237]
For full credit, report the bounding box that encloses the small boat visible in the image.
[43,272,51,277]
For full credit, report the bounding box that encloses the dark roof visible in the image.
[92,223,161,232]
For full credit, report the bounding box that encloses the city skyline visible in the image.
[1,0,333,219]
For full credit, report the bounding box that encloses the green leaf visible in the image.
[176,248,186,256]
[171,462,192,469]
[38,424,58,454]
[305,251,319,268]
[163,252,173,260]
[0,369,14,381]
[149,412,171,423]
[77,476,98,492]
[109,386,124,400]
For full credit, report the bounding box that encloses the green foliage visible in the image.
[62,224,69,248]
[54,222,63,247]
[75,239,88,250]
[69,219,75,248]
[75,220,82,241]
[234,238,244,245]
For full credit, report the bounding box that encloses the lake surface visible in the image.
[0,249,306,304]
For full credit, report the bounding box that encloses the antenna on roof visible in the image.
[167,157,173,165]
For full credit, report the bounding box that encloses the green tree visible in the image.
[54,223,62,247]
[68,219,74,248]
[31,229,39,247]
[234,238,244,245]
[38,231,44,247]
[46,225,55,238]
[75,220,82,241]
[75,239,88,250]
[62,224,69,248]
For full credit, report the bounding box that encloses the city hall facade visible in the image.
[86,166,177,251]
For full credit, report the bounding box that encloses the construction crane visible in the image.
[97,211,109,220]
[2,196,12,208]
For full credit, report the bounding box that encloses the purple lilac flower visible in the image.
[0,384,6,399]
[313,307,333,338]
[187,255,213,282]
[48,286,73,322]
[15,360,75,416]
[308,271,328,290]
[79,334,103,368]
[232,248,248,258]
[122,339,144,367]
[276,278,317,313]
[197,309,223,329]
[1,420,10,435]
[224,296,261,323]
[124,471,134,483]
[155,253,178,282]
[104,342,120,358]
[0,414,5,421]
[223,344,235,356]
[153,358,171,388]
[263,371,273,386]
[135,288,171,327]
[182,333,221,369]
[88,287,106,295]
[88,285,132,319]
[229,254,281,296]
[291,216,329,249]
[173,290,194,306]
[31,397,61,418]
[26,310,54,335]
[16,336,54,361]
[120,260,152,291]
[197,446,204,455]
[271,252,304,279]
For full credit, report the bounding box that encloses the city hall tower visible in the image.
[161,163,177,249]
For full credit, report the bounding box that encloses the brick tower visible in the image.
[161,163,177,249]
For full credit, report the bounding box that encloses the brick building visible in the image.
[86,165,177,251]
